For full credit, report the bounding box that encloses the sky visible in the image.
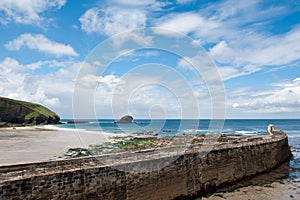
[0,0,300,119]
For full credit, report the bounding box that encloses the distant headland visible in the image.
[0,97,60,127]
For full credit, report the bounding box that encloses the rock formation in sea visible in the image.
[0,96,60,125]
[116,115,134,123]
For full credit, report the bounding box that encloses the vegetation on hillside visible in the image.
[0,96,60,125]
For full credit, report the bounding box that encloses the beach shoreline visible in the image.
[0,126,110,165]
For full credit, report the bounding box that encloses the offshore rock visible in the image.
[116,115,134,123]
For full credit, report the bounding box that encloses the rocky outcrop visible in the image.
[0,97,60,125]
[116,115,134,123]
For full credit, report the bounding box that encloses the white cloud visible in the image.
[155,12,220,37]
[221,0,290,25]
[112,31,153,47]
[110,0,163,9]
[177,51,224,83]
[78,8,101,34]
[177,46,262,82]
[127,85,182,118]
[0,0,66,25]
[209,41,234,64]
[72,64,186,119]
[228,78,300,114]
[155,1,300,83]
[78,0,170,48]
[155,0,300,83]
[0,57,62,107]
[207,26,300,80]
[0,58,109,118]
[79,7,147,36]
[5,33,78,57]
[111,0,169,14]
[115,50,159,62]
[293,77,300,82]
[79,6,154,48]
[176,0,194,4]
[217,66,240,81]
[0,57,69,74]
[79,0,169,36]
[0,56,221,119]
[242,26,300,66]
[108,74,191,119]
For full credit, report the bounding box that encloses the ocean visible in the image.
[57,119,299,138]
[55,119,300,181]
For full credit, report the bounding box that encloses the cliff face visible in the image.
[0,97,60,125]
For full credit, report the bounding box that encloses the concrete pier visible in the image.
[0,132,292,200]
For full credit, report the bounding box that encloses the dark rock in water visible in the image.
[162,129,175,133]
[135,131,158,136]
[67,120,88,124]
[0,96,60,125]
[116,115,134,123]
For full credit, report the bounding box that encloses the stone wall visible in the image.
[0,134,291,200]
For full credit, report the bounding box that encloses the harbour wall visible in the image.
[0,133,291,200]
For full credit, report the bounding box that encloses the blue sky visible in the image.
[0,0,300,119]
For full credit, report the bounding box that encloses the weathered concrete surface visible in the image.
[0,133,292,200]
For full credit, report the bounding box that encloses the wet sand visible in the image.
[201,180,300,200]
[200,160,300,200]
[0,127,110,165]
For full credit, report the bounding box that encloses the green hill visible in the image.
[0,97,60,125]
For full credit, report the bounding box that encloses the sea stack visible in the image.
[115,115,134,124]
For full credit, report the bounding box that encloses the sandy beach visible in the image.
[0,126,110,165]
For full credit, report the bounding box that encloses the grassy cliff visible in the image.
[0,97,60,125]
